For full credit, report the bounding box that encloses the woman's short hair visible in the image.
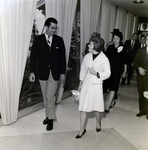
[90,37,105,52]
[44,17,58,27]
[91,32,101,39]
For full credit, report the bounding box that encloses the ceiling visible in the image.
[37,0,148,17]
[109,0,148,17]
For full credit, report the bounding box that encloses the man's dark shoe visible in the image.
[136,113,145,117]
[146,115,148,120]
[43,117,49,125]
[46,120,53,131]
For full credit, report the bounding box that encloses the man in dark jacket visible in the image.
[134,34,148,120]
[29,18,66,130]
[121,33,140,84]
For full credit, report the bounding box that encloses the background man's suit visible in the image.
[122,39,140,84]
[134,46,148,118]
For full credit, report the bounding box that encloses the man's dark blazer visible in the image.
[30,34,66,81]
[134,47,148,114]
[134,47,148,82]
[124,40,140,64]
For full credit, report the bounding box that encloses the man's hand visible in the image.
[29,73,35,82]
[138,67,146,75]
[143,91,148,99]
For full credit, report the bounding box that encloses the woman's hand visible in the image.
[89,67,97,76]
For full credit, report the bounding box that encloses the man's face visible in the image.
[46,22,57,36]
[132,34,138,41]
[140,37,146,45]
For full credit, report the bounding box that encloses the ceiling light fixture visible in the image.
[133,0,144,3]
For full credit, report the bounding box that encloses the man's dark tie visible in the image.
[47,36,51,50]
[131,41,134,49]
[47,36,50,45]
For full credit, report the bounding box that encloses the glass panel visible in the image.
[64,0,80,92]
[19,9,45,110]
[19,1,80,110]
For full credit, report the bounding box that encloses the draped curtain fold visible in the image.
[107,2,117,43]
[45,0,77,102]
[0,0,37,125]
[99,0,116,45]
[115,7,127,41]
[45,0,77,63]
[80,0,101,62]
[125,12,135,41]
[133,15,139,35]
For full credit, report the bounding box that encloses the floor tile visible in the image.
[0,82,148,150]
[94,129,138,150]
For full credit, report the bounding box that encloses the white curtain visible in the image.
[115,7,127,41]
[80,0,101,62]
[133,15,139,35]
[45,0,77,102]
[124,12,135,41]
[0,0,37,125]
[107,2,117,43]
[99,0,116,45]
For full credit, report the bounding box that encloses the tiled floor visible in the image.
[0,82,148,150]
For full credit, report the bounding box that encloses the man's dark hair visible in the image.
[44,17,58,27]
[132,33,138,36]
[140,34,146,39]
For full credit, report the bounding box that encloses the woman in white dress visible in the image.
[75,37,111,138]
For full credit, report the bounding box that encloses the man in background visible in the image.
[134,34,148,120]
[139,34,146,48]
[121,33,140,84]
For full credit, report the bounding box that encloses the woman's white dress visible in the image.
[79,52,110,112]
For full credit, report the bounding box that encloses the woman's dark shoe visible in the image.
[105,109,110,113]
[110,101,116,108]
[75,129,86,138]
[96,122,101,132]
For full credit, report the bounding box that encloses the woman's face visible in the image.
[113,35,120,45]
[88,42,96,53]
